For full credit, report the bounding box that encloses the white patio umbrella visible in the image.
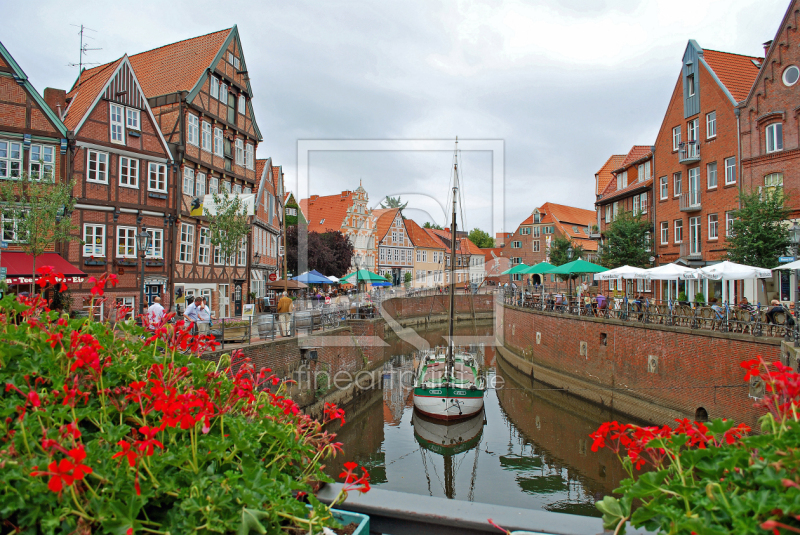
[643,263,697,303]
[774,259,800,271]
[593,265,650,280]
[327,275,340,283]
[683,261,771,280]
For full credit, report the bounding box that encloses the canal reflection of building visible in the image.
[494,355,646,506]
[382,354,415,425]
[412,410,485,500]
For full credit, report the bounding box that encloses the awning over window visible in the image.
[1,252,87,285]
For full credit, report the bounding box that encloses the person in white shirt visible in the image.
[195,298,211,334]
[183,297,200,324]
[147,296,165,326]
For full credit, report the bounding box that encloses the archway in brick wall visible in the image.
[695,407,708,422]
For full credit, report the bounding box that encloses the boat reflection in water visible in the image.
[412,409,485,500]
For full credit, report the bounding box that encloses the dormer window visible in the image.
[320,219,325,224]
[687,74,695,96]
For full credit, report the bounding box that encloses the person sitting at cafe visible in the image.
[709,297,724,320]
[766,299,786,324]
[737,297,755,312]
[583,293,593,315]
[596,292,608,312]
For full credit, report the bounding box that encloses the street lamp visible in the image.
[790,223,800,347]
[566,246,574,298]
[136,229,152,318]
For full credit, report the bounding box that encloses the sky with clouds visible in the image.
[3,0,788,235]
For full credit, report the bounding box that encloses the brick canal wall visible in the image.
[501,304,781,429]
[381,294,494,320]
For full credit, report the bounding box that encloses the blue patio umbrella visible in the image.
[308,269,337,283]
[371,281,392,287]
[292,271,335,284]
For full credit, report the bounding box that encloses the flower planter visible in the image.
[145,260,165,267]
[307,505,370,535]
[116,260,138,267]
[221,326,248,342]
[83,259,106,266]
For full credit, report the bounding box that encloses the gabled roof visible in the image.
[458,237,482,255]
[126,28,232,98]
[702,49,762,103]
[520,214,533,225]
[64,58,123,131]
[595,155,626,195]
[597,177,653,205]
[374,208,401,242]
[405,219,444,249]
[538,202,595,226]
[0,41,67,138]
[299,191,356,233]
[254,157,271,205]
[424,228,451,253]
[614,146,652,173]
[482,247,503,261]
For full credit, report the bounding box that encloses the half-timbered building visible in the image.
[374,208,412,285]
[128,26,263,318]
[251,158,283,298]
[60,55,175,319]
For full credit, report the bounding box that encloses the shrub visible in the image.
[591,356,800,534]
[0,269,359,534]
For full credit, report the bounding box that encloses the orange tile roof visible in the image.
[423,228,451,252]
[702,49,762,102]
[64,58,122,131]
[482,247,504,261]
[539,202,596,227]
[299,191,355,233]
[615,146,652,172]
[405,219,444,249]
[520,214,533,225]
[127,28,232,98]
[254,159,267,195]
[595,154,626,195]
[374,208,400,243]
[598,177,653,205]
[458,237,482,255]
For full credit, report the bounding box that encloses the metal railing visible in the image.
[503,289,797,340]
[679,190,701,211]
[678,140,700,163]
[679,242,702,259]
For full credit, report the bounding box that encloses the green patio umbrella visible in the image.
[340,269,389,283]
[544,258,608,275]
[500,263,529,275]
[520,261,554,275]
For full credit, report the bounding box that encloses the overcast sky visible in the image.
[4,0,788,234]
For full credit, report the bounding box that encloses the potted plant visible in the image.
[694,292,706,305]
[221,318,250,342]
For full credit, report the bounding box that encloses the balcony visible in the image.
[680,242,702,260]
[679,190,701,212]
[678,141,700,163]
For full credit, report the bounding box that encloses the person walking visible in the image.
[277,291,294,337]
[183,297,200,325]
[147,296,165,328]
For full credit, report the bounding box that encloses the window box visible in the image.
[148,192,168,200]
[127,130,141,138]
[145,260,165,267]
[115,259,139,267]
[83,259,107,266]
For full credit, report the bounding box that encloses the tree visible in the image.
[549,235,584,282]
[423,222,443,230]
[285,227,354,278]
[599,212,651,268]
[380,195,407,210]
[727,189,792,268]
[467,228,494,248]
[205,189,251,311]
[0,175,79,294]
[404,271,412,287]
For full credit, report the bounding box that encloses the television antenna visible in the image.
[68,24,102,88]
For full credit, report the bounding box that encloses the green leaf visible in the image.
[238,508,269,535]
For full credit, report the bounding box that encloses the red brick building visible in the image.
[595,146,655,295]
[0,41,77,289]
[653,40,761,300]
[738,0,800,302]
[129,27,262,318]
[251,159,283,298]
[60,55,175,319]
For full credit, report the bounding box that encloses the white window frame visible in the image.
[533,240,540,252]
[86,150,109,184]
[708,213,718,240]
[83,224,105,257]
[233,183,242,195]
[688,74,695,96]
[29,144,55,182]
[766,123,783,153]
[0,140,23,180]
[198,227,210,264]
[179,223,195,263]
[633,195,640,214]
[724,157,736,185]
[659,176,668,200]
[209,176,219,194]
[187,114,199,146]
[726,212,735,237]
[196,172,206,198]
[148,163,167,193]
[238,237,247,266]
[673,172,682,197]
[126,108,140,131]
[2,209,25,243]
[116,297,135,320]
[706,111,716,139]
[707,161,717,189]
[235,139,244,166]
[689,216,701,255]
[116,226,137,258]
[183,167,195,196]
[214,127,223,156]
[238,94,246,115]
[146,228,164,259]
[674,219,683,244]
[672,126,681,151]
[220,84,228,107]
[640,192,648,214]
[110,103,125,144]
[660,221,668,245]
[119,156,139,188]
[223,181,232,193]
[202,122,212,152]
[210,76,219,99]
[245,144,254,170]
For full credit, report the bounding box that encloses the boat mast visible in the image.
[447,138,458,375]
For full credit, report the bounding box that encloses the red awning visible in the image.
[1,252,88,286]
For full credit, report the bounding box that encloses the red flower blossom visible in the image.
[112,441,137,468]
[324,403,346,426]
[31,450,92,493]
[339,461,371,494]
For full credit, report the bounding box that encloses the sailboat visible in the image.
[412,139,486,420]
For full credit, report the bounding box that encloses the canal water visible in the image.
[325,321,644,517]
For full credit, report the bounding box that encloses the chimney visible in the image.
[44,88,67,119]
[763,40,773,56]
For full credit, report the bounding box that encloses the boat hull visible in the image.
[413,386,485,421]
[412,410,484,455]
